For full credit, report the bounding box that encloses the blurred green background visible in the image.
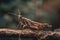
[0,0,60,40]
[0,0,60,30]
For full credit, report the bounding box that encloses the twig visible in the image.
[0,28,60,40]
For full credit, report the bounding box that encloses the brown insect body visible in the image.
[18,14,52,30]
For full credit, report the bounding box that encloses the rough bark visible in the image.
[0,28,60,40]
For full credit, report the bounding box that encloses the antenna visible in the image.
[17,8,22,29]
[17,9,22,21]
[18,9,21,15]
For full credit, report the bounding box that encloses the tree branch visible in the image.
[0,28,60,40]
[0,29,60,37]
